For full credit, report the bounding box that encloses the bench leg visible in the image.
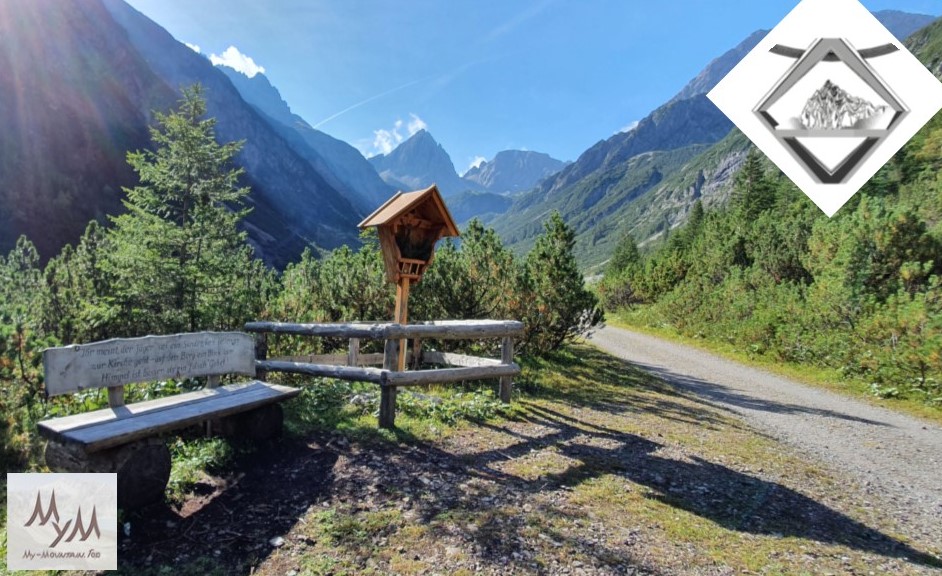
[215,404,284,441]
[45,438,171,510]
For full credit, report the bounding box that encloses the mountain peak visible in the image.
[464,150,567,194]
[369,129,472,196]
[800,80,885,129]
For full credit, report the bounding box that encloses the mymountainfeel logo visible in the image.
[7,473,117,570]
[24,489,102,548]
[708,0,942,216]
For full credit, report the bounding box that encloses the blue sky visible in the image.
[125,0,940,173]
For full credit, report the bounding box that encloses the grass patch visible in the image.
[279,375,517,444]
[167,436,235,501]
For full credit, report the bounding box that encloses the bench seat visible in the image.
[38,381,300,453]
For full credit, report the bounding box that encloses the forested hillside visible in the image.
[598,19,942,408]
[600,110,942,406]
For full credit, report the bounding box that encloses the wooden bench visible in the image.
[38,331,300,509]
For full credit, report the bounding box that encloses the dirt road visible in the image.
[591,325,942,550]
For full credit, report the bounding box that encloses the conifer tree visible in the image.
[519,212,603,353]
[106,85,255,334]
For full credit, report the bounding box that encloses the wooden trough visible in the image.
[245,319,523,428]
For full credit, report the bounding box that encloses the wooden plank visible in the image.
[255,332,268,380]
[272,353,349,365]
[347,338,359,367]
[379,339,398,429]
[500,336,514,404]
[244,321,389,339]
[37,381,300,452]
[268,353,385,367]
[108,386,125,408]
[38,381,291,434]
[384,364,520,387]
[421,351,502,368]
[255,360,385,383]
[43,332,256,397]
[395,278,410,371]
[357,353,386,366]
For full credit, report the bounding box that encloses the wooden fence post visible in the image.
[256,332,268,380]
[379,338,399,428]
[347,338,360,367]
[499,336,514,403]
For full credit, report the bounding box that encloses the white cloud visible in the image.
[370,115,429,156]
[209,45,266,78]
[407,113,427,135]
[373,119,405,156]
[466,156,487,174]
[184,42,201,54]
[618,120,640,134]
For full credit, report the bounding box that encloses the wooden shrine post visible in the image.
[359,185,460,427]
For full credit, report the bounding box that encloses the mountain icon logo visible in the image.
[754,37,907,185]
[708,0,942,217]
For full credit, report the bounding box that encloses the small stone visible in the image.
[269,536,286,548]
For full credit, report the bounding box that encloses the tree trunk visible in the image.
[45,439,171,510]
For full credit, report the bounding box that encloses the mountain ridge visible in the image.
[463,150,567,195]
[218,67,394,212]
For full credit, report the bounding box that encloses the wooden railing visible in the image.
[244,320,524,428]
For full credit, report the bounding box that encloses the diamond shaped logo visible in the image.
[708,0,942,216]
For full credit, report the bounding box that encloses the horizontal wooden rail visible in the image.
[385,320,524,340]
[422,351,501,368]
[245,322,387,339]
[255,360,385,384]
[245,320,524,340]
[247,319,522,429]
[270,353,386,367]
[384,363,520,387]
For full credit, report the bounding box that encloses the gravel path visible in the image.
[590,325,942,548]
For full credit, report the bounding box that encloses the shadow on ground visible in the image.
[117,347,940,574]
[119,439,338,574]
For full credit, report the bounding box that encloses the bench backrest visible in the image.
[43,332,257,398]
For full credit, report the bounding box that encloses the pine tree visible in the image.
[607,230,641,276]
[519,212,603,354]
[106,85,255,334]
[734,148,776,220]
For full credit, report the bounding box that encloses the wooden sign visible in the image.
[43,332,256,397]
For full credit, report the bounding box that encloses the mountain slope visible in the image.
[219,68,393,212]
[368,130,478,196]
[0,0,175,259]
[873,9,938,42]
[447,191,514,225]
[493,10,939,270]
[491,94,733,265]
[463,150,567,195]
[101,0,361,266]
